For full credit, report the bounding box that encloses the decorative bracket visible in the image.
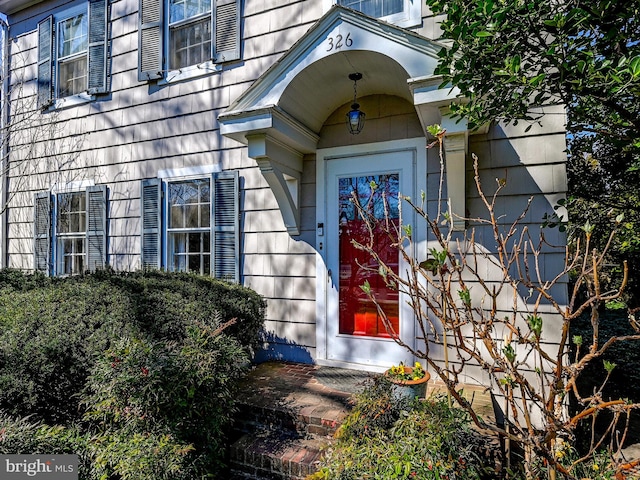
[247,134,304,235]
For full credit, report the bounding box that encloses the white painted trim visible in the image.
[323,0,421,29]
[159,61,222,85]
[315,137,427,369]
[157,164,221,179]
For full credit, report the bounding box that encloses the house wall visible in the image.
[422,106,569,386]
[2,0,567,370]
[2,0,442,360]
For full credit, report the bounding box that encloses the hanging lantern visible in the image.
[346,73,365,134]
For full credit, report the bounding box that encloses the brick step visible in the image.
[228,430,330,480]
[235,400,346,438]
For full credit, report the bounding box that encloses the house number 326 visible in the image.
[326,33,353,51]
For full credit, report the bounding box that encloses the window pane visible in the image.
[58,56,88,98]
[169,0,211,23]
[58,14,88,59]
[188,233,200,252]
[338,0,403,17]
[203,232,210,252]
[170,205,184,228]
[200,204,210,227]
[188,254,200,273]
[57,192,86,233]
[184,204,199,228]
[58,236,85,275]
[170,18,211,69]
[169,232,212,275]
[75,238,85,254]
[169,179,210,228]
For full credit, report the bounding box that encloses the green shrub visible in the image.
[90,270,266,352]
[0,269,266,478]
[0,270,265,424]
[0,279,138,423]
[312,378,488,480]
[82,323,247,475]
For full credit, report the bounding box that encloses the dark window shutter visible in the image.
[37,16,54,108]
[213,0,240,63]
[141,178,161,269]
[87,0,109,94]
[34,192,51,274]
[86,185,108,272]
[212,170,239,282]
[138,0,164,81]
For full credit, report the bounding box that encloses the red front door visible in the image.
[338,174,400,338]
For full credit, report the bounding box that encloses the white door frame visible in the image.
[315,138,427,371]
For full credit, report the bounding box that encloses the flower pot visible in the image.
[384,367,431,400]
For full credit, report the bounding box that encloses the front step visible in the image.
[229,431,328,480]
[226,362,366,480]
[228,401,347,479]
[234,401,346,438]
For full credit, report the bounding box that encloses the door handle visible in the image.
[327,269,332,282]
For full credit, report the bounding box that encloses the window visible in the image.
[169,0,212,70]
[339,0,403,18]
[37,0,109,108]
[57,192,87,275]
[141,171,239,282]
[167,179,211,274]
[333,0,420,28]
[138,0,241,82]
[34,186,108,276]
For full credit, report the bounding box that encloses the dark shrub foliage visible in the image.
[0,269,266,478]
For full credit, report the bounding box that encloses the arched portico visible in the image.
[219,5,470,235]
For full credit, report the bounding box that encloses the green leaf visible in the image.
[510,55,521,73]
[629,55,640,78]
[604,360,616,374]
[419,259,439,274]
[474,31,493,37]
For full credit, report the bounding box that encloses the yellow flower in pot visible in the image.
[384,361,430,399]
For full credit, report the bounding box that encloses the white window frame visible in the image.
[163,0,216,82]
[326,0,421,28]
[165,176,213,275]
[34,182,107,277]
[55,190,87,276]
[55,6,90,100]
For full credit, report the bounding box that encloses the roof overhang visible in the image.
[0,0,41,16]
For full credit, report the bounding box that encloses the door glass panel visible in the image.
[338,174,399,337]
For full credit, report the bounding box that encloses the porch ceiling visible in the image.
[279,50,412,133]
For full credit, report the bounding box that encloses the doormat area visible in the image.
[313,367,377,395]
